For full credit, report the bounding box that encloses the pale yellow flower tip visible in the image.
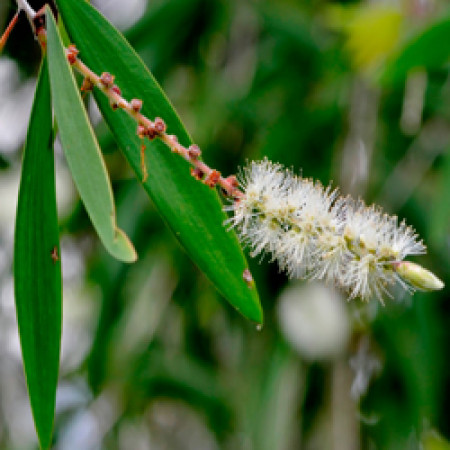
[395,261,444,292]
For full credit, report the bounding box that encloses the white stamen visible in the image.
[226,159,443,302]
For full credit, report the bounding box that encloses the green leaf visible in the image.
[45,8,137,263]
[430,144,450,249]
[14,59,60,450]
[56,0,263,323]
[381,14,450,84]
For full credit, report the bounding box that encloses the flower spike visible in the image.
[227,159,444,302]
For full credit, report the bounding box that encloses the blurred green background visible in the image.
[1,0,450,448]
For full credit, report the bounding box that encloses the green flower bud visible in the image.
[395,261,444,292]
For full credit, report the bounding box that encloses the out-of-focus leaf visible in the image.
[381,14,450,83]
[45,8,137,263]
[14,59,60,450]
[55,0,263,323]
[430,144,450,249]
[422,429,450,450]
[327,4,402,73]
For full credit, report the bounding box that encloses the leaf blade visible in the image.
[56,0,263,322]
[14,59,60,450]
[381,14,450,84]
[45,8,137,263]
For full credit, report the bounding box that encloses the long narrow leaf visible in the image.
[56,0,263,323]
[14,59,60,450]
[381,14,450,84]
[45,8,137,263]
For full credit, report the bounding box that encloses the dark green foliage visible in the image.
[56,0,262,323]
[3,0,450,448]
[14,60,61,450]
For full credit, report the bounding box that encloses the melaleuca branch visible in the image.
[15,0,444,303]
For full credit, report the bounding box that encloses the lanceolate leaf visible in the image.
[45,8,137,263]
[56,0,263,323]
[381,14,450,84]
[14,59,60,450]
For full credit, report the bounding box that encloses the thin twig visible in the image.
[15,0,36,21]
[70,52,242,197]
[0,11,19,52]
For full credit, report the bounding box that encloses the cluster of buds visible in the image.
[226,159,444,302]
[192,168,222,187]
[136,117,166,182]
[136,117,166,141]
[63,44,243,198]
[99,72,128,110]
[66,44,79,65]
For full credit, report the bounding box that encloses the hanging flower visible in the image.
[226,159,444,302]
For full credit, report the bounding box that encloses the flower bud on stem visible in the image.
[393,261,444,292]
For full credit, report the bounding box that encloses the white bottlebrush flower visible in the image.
[226,159,444,302]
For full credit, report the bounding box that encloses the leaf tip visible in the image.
[112,228,138,263]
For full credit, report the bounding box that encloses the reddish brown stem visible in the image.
[69,55,243,199]
[0,11,19,52]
